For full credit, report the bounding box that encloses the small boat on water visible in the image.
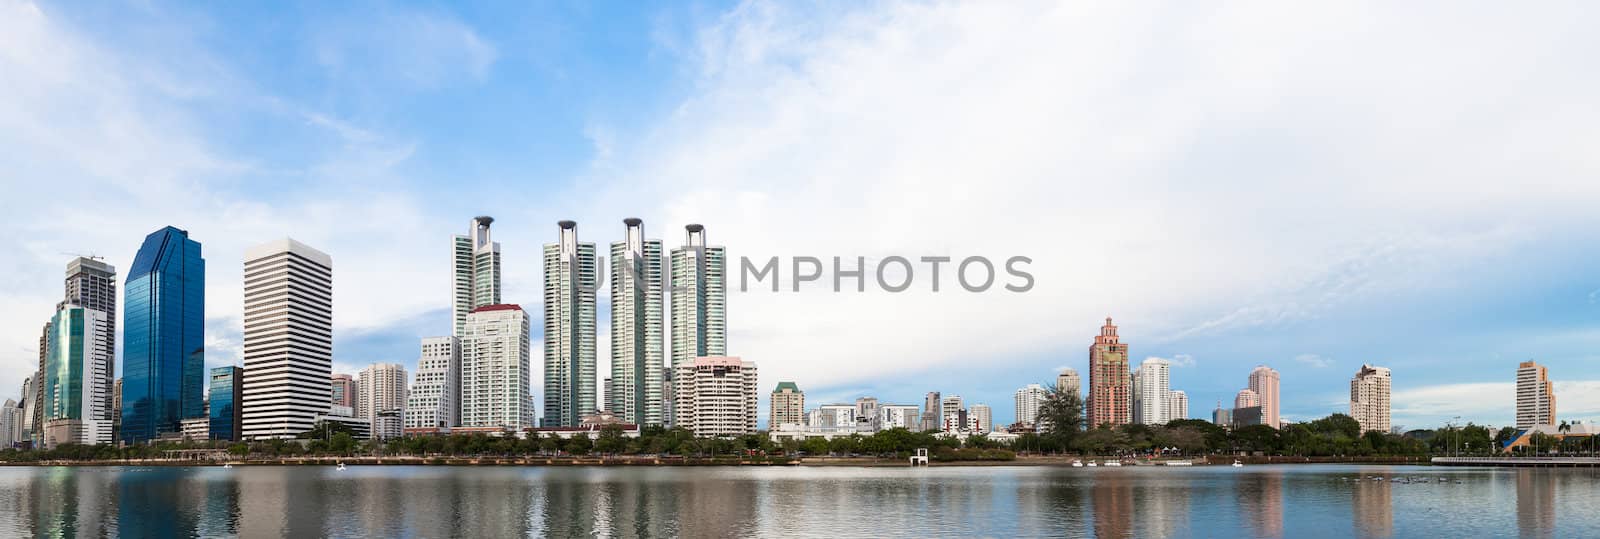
[1086,461,1098,467]
[1071,460,1083,467]
[1104,461,1122,467]
[1165,461,1192,467]
[336,462,347,471]
[1231,460,1244,468]
[222,463,232,469]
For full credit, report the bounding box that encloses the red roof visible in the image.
[470,304,523,313]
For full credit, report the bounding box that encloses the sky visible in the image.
[3,0,1599,431]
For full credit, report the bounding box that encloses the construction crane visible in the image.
[58,252,105,261]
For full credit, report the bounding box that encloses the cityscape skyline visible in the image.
[4,2,1600,432]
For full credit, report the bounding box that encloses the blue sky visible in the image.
[3,1,1599,430]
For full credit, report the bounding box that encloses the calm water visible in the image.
[0,464,1589,538]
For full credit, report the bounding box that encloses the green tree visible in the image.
[329,432,357,455]
[595,425,627,455]
[1037,384,1085,452]
[1233,425,1281,454]
[567,433,593,456]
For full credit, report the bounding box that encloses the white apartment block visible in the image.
[610,218,665,426]
[406,336,460,431]
[672,357,757,437]
[1134,358,1171,425]
[1168,390,1188,421]
[359,363,407,440]
[461,305,533,429]
[240,239,333,440]
[1350,364,1392,434]
[1014,384,1046,426]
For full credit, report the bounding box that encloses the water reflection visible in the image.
[1516,470,1555,539]
[1236,469,1284,538]
[0,465,1593,538]
[1351,473,1393,539]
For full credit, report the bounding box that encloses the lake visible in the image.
[0,464,1589,537]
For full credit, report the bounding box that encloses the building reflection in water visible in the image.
[1351,473,1393,539]
[1091,471,1134,539]
[1138,472,1191,539]
[1235,469,1284,538]
[1515,469,1555,539]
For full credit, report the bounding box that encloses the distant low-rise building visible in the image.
[808,404,856,428]
[879,404,921,430]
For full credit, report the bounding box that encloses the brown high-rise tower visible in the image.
[1088,317,1131,428]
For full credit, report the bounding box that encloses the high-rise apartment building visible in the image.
[330,374,357,409]
[1087,317,1131,427]
[670,225,727,367]
[1014,384,1047,426]
[0,399,21,448]
[406,336,460,432]
[18,377,33,443]
[969,403,992,434]
[121,228,206,444]
[543,221,597,427]
[208,366,243,441]
[453,216,502,336]
[65,256,118,433]
[43,304,113,447]
[610,218,665,426]
[672,357,758,436]
[358,363,408,439]
[1234,389,1259,409]
[1168,390,1188,421]
[461,305,533,429]
[1057,368,1081,397]
[1515,361,1556,429]
[1248,365,1281,430]
[32,322,48,446]
[1134,358,1171,425]
[240,239,333,440]
[921,391,941,432]
[770,382,804,427]
[1349,364,1391,434]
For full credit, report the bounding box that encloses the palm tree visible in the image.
[1558,421,1571,455]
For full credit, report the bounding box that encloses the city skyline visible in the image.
[5,2,1600,431]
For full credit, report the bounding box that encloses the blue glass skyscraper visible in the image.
[208,366,242,441]
[121,226,205,444]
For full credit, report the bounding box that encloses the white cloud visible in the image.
[1294,354,1334,369]
[1391,380,1600,429]
[0,1,457,396]
[1147,354,1195,368]
[311,7,498,88]
[573,1,1600,403]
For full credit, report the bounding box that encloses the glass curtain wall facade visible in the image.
[121,226,206,444]
[208,367,242,441]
